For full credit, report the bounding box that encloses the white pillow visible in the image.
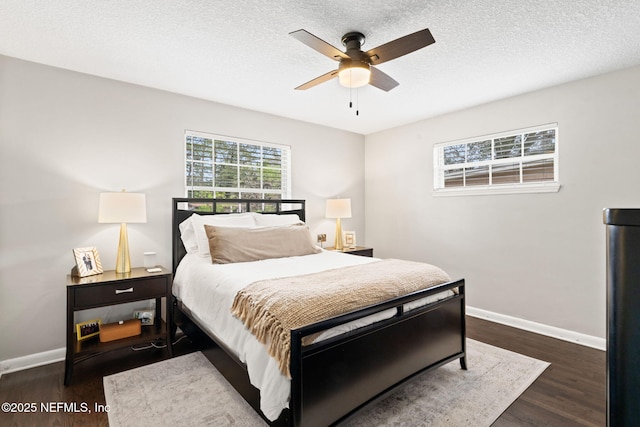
[179,213,257,256]
[253,213,303,227]
[179,215,199,254]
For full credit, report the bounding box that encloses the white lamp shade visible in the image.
[98,192,147,223]
[326,198,352,219]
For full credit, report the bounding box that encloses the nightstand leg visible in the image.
[64,359,73,385]
[166,295,173,357]
[64,287,74,385]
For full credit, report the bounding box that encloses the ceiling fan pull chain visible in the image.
[349,73,353,108]
[345,75,359,116]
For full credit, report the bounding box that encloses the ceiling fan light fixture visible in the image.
[338,61,371,88]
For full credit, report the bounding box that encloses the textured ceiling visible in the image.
[2,0,640,135]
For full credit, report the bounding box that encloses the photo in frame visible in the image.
[343,231,357,249]
[76,318,102,341]
[133,308,155,326]
[72,247,103,277]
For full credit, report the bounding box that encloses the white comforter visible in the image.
[173,250,452,421]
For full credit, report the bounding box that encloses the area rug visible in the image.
[103,339,549,427]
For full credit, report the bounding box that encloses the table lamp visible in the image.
[326,198,352,251]
[98,190,147,273]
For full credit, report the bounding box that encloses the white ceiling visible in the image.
[2,0,640,135]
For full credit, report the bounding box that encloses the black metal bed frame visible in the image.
[171,198,466,426]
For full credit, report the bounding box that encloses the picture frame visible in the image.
[72,247,103,277]
[133,308,155,326]
[316,233,327,249]
[343,231,357,249]
[76,318,101,341]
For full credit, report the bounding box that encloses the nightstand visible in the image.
[326,246,374,257]
[64,267,173,385]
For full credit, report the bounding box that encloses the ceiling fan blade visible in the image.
[290,29,349,61]
[369,67,399,92]
[365,28,435,65]
[295,69,339,90]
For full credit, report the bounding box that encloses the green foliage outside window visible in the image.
[185,132,290,204]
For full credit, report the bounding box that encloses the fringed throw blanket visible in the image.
[230,258,452,378]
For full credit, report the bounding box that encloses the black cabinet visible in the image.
[604,209,640,427]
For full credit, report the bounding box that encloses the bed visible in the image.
[171,198,466,426]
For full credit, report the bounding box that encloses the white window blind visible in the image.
[433,124,559,196]
[185,130,291,200]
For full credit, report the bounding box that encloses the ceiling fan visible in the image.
[290,28,435,92]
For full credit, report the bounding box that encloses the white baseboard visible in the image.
[467,306,606,351]
[0,347,65,378]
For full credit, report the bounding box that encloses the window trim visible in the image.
[184,130,292,199]
[433,123,560,197]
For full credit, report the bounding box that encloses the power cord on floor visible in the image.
[130,334,188,351]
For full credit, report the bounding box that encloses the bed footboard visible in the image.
[290,279,466,427]
[174,279,465,427]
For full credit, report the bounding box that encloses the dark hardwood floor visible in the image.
[0,317,605,426]
[467,318,606,427]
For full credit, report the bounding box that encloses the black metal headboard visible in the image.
[171,198,306,274]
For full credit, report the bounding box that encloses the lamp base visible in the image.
[115,223,131,274]
[334,218,344,251]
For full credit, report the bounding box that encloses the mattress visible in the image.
[173,250,453,421]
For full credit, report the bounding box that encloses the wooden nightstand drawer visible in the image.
[74,277,167,309]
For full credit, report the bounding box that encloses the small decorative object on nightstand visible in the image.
[64,266,173,385]
[326,246,373,257]
[343,231,356,249]
[72,247,103,277]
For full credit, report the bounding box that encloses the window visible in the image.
[433,124,559,195]
[185,130,291,200]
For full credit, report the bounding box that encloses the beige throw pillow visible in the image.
[205,224,322,264]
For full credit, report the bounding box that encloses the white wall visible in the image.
[0,55,365,364]
[365,65,640,340]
